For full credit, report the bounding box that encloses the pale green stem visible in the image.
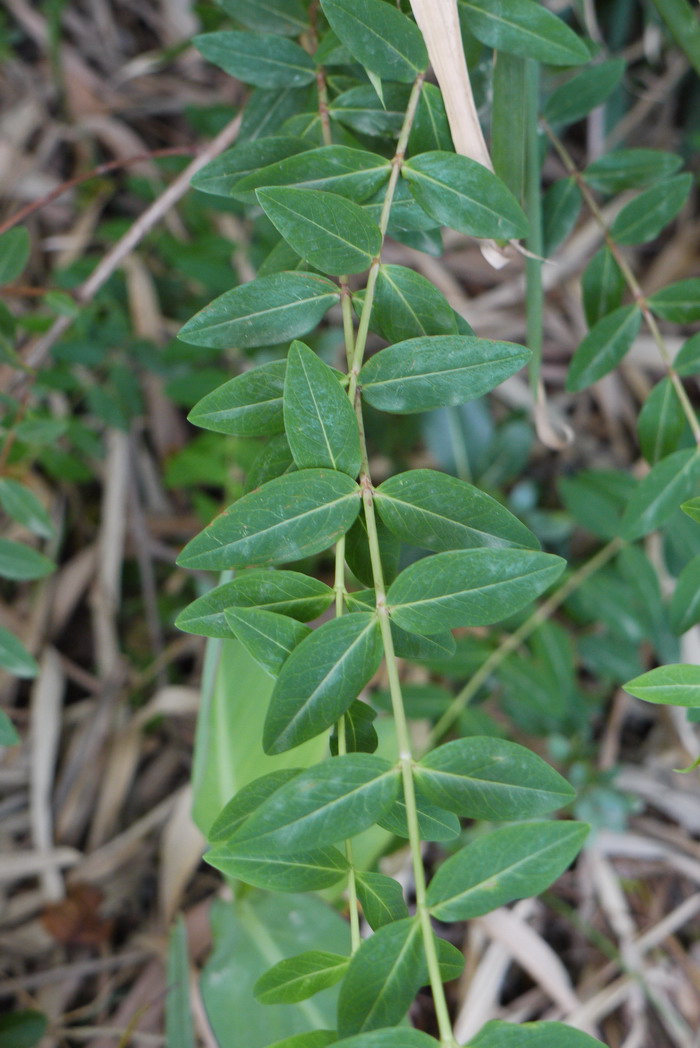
[525,59,543,398]
[337,711,362,954]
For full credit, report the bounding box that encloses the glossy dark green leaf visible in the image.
[257,188,381,275]
[624,664,700,707]
[335,1032,438,1048]
[232,146,391,205]
[375,469,539,552]
[388,549,565,634]
[246,434,296,492]
[378,789,460,842]
[361,265,457,343]
[620,449,700,540]
[330,84,411,138]
[544,59,626,126]
[637,378,686,464]
[205,841,348,891]
[208,768,302,844]
[365,180,439,235]
[239,85,314,142]
[263,613,383,753]
[669,554,700,634]
[566,305,641,392]
[0,479,54,539]
[320,0,427,83]
[0,227,31,286]
[0,627,39,679]
[427,821,589,920]
[415,737,575,820]
[360,335,530,414]
[188,361,287,436]
[542,178,581,257]
[194,32,316,88]
[354,871,409,930]
[230,753,399,848]
[458,0,589,65]
[403,152,529,240]
[0,540,54,582]
[581,247,625,327]
[344,511,401,589]
[177,470,361,571]
[610,175,692,245]
[337,918,424,1034]
[409,83,453,154]
[284,341,361,477]
[190,137,309,198]
[224,607,310,676]
[178,272,339,350]
[583,148,683,193]
[345,588,456,660]
[648,279,700,323]
[219,0,308,36]
[330,700,378,756]
[468,1020,607,1048]
[254,951,349,1004]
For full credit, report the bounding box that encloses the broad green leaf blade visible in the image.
[320,0,427,83]
[354,871,409,930]
[375,469,539,552]
[246,434,296,491]
[378,790,461,843]
[648,280,700,323]
[544,59,626,126]
[388,549,565,634]
[403,152,528,240]
[360,336,530,414]
[230,753,400,849]
[232,146,391,205]
[176,571,334,638]
[360,264,457,343]
[219,0,308,36]
[188,361,287,437]
[409,83,453,154]
[467,1019,607,1048]
[194,32,316,88]
[205,841,349,891]
[225,607,311,676]
[178,272,339,350]
[335,1032,438,1048]
[191,137,310,198]
[0,479,54,539]
[624,664,700,707]
[284,341,361,476]
[344,588,456,660]
[0,1010,48,1048]
[582,247,625,327]
[649,0,700,77]
[257,188,381,275]
[609,174,692,245]
[670,554,700,634]
[255,952,349,1004]
[0,707,21,745]
[0,627,39,679]
[620,449,700,541]
[637,378,686,464]
[345,510,401,588]
[209,768,302,843]
[263,614,383,753]
[566,305,641,392]
[0,540,55,581]
[415,737,575,819]
[426,821,589,920]
[542,178,581,256]
[166,918,196,1048]
[583,148,683,193]
[558,468,634,540]
[0,227,31,286]
[330,700,378,756]
[458,0,588,65]
[330,84,411,138]
[177,470,361,571]
[268,1035,338,1048]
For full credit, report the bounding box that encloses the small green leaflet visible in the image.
[0,707,21,745]
[582,247,625,327]
[354,871,409,930]
[426,820,589,921]
[330,84,410,138]
[224,607,310,676]
[458,0,588,65]
[467,1020,607,1048]
[254,951,349,1004]
[284,341,361,477]
[194,32,316,89]
[208,768,302,843]
[0,1010,48,1048]
[566,305,641,392]
[403,152,529,240]
[544,59,626,126]
[321,0,427,84]
[410,83,453,154]
[361,265,458,343]
[219,0,308,37]
[648,280,700,323]
[387,548,565,634]
[229,753,400,849]
[177,470,361,571]
[609,174,692,245]
[205,841,348,892]
[378,790,461,843]
[0,479,54,538]
[375,469,539,552]
[330,700,378,756]
[0,627,39,679]
[624,664,700,707]
[0,539,55,581]
[257,188,381,276]
[682,496,700,523]
[620,449,700,541]
[246,434,296,491]
[263,613,382,753]
[583,148,683,193]
[178,272,339,350]
[191,136,309,198]
[542,178,581,256]
[0,227,31,286]
[360,335,530,414]
[637,378,686,464]
[188,361,286,437]
[415,737,575,820]
[232,145,391,205]
[670,554,700,634]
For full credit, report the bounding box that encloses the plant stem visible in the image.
[524,59,544,399]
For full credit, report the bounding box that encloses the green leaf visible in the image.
[263,613,383,753]
[426,820,589,920]
[320,0,427,83]
[566,305,641,392]
[335,1033,438,1048]
[345,511,401,589]
[647,0,700,78]
[415,737,576,820]
[330,84,411,138]
[558,469,635,540]
[284,341,361,477]
[609,175,693,245]
[0,708,20,746]
[637,378,686,464]
[247,434,296,491]
[225,607,311,676]
[409,83,453,154]
[166,918,196,1048]
[219,0,308,36]
[354,871,409,930]
[0,1010,48,1048]
[582,247,625,327]
[457,0,589,65]
[0,227,31,286]
[178,272,339,350]
[345,589,456,660]
[378,789,461,843]
[583,148,683,193]
[544,59,626,126]
[176,571,333,638]
[624,663,700,707]
[375,469,539,553]
[194,32,316,88]
[191,137,310,198]
[330,700,378,756]
[542,178,581,256]
[360,265,457,343]
[268,1035,338,1048]
[255,952,349,1004]
[0,539,55,581]
[229,753,400,849]
[670,554,700,634]
[402,152,529,240]
[620,449,700,540]
[205,840,349,891]
[388,549,565,634]
[648,279,700,323]
[232,146,391,205]
[682,496,700,523]
[0,627,39,679]
[0,479,54,538]
[360,335,530,414]
[467,1020,607,1048]
[258,188,381,276]
[177,470,361,571]
[188,361,287,437]
[209,768,302,843]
